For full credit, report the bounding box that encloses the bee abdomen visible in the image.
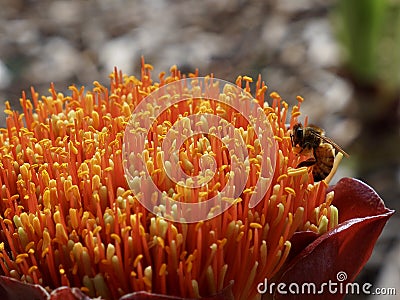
[312,144,335,181]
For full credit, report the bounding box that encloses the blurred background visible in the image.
[0,0,399,298]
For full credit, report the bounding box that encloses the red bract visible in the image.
[0,275,233,299]
[271,177,394,300]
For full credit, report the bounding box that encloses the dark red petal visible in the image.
[0,276,93,300]
[120,282,234,300]
[0,275,48,300]
[285,231,319,262]
[271,178,394,300]
[0,276,233,300]
[329,177,390,222]
[49,287,92,300]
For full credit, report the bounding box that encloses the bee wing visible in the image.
[309,130,350,157]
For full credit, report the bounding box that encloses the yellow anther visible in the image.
[284,187,296,196]
[250,223,262,229]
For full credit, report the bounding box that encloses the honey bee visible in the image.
[290,123,349,181]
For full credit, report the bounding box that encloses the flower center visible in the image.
[0,61,339,299]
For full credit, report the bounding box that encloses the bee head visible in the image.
[291,123,304,146]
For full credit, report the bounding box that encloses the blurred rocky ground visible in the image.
[0,0,399,299]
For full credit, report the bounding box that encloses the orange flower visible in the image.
[0,59,392,300]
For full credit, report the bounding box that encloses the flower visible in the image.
[0,59,394,300]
